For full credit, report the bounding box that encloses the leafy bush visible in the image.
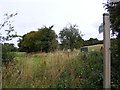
[2,43,16,64]
[111,39,120,88]
[79,51,103,88]
[55,51,103,88]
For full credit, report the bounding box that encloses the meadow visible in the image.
[2,50,103,88]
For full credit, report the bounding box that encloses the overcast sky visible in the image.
[0,0,107,47]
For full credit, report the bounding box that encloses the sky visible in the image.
[0,0,107,47]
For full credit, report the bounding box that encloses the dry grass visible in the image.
[2,51,103,88]
[2,51,78,88]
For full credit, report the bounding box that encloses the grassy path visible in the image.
[2,51,78,88]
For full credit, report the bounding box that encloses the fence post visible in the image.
[67,49,70,58]
[103,13,111,89]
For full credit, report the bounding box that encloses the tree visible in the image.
[105,1,120,51]
[0,13,18,42]
[106,2,120,36]
[18,25,58,53]
[0,13,18,63]
[37,26,58,52]
[3,43,17,52]
[2,43,17,63]
[18,31,37,52]
[84,38,103,46]
[59,24,84,51]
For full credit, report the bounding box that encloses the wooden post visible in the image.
[103,13,111,89]
[67,49,70,58]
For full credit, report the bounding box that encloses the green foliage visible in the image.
[3,43,17,51]
[59,24,84,51]
[2,43,16,63]
[84,38,103,46]
[78,52,103,88]
[111,38,120,88]
[18,25,58,53]
[18,31,37,52]
[106,2,120,36]
[55,51,103,88]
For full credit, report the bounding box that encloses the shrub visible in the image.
[111,39,120,88]
[79,51,103,88]
[2,43,16,64]
[55,51,103,88]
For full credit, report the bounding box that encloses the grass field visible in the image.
[2,51,77,88]
[2,50,103,88]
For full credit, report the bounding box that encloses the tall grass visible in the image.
[2,51,103,88]
[2,51,77,88]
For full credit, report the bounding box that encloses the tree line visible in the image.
[17,24,103,53]
[0,13,103,54]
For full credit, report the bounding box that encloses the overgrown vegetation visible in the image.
[2,43,17,64]
[55,51,103,88]
[111,38,120,88]
[2,51,103,88]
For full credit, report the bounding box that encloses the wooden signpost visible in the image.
[103,13,111,89]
